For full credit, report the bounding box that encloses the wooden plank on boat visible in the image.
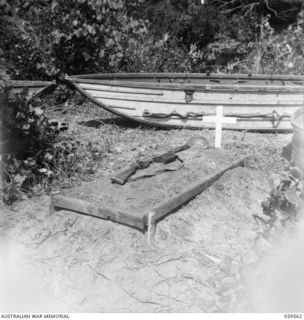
[50,195,145,230]
[89,90,303,105]
[144,118,292,131]
[73,78,304,92]
[94,97,299,117]
[70,72,304,82]
[79,83,164,96]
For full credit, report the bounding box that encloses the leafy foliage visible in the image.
[0,15,47,79]
[253,166,304,236]
[2,88,104,204]
[261,168,303,218]
[202,1,304,73]
[1,0,303,78]
[132,0,220,49]
[1,0,135,78]
[253,12,304,74]
[2,89,57,202]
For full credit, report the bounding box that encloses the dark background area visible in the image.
[0,0,303,78]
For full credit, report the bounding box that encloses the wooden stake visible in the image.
[49,197,55,215]
[215,105,223,148]
[147,211,156,245]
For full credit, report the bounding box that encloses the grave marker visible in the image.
[203,105,237,148]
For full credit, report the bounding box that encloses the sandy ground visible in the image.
[1,104,302,313]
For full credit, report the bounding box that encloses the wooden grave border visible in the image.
[50,156,249,244]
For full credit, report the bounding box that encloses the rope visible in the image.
[142,110,290,128]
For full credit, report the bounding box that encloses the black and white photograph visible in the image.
[0,0,304,317]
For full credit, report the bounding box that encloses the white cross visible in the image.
[203,106,237,148]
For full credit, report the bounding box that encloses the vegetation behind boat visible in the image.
[1,1,304,80]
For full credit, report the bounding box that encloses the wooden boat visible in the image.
[65,73,304,131]
[2,80,56,101]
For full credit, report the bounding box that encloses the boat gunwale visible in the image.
[69,72,304,82]
[89,93,302,108]
[70,77,304,93]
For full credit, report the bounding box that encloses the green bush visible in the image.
[0,0,134,79]
[0,15,47,79]
[1,0,303,79]
[1,87,104,204]
[2,88,59,203]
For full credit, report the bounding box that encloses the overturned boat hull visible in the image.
[66,73,304,131]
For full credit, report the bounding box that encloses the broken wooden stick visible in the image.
[147,156,249,243]
[50,195,145,230]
